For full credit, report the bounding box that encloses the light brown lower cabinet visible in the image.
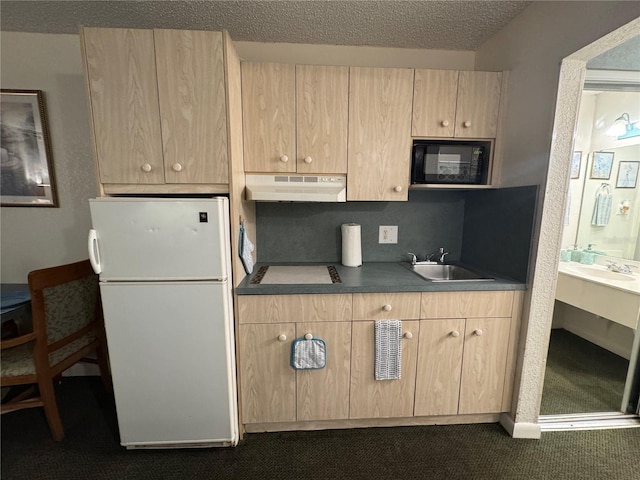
[414,316,512,416]
[238,290,522,428]
[238,321,351,424]
[349,320,420,419]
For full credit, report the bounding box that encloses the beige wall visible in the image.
[475,2,640,432]
[1,32,97,283]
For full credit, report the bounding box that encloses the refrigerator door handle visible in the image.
[88,229,102,274]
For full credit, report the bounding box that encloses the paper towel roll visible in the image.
[341,223,362,267]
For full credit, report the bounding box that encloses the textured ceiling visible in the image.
[0,0,534,50]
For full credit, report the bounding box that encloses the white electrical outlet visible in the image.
[379,225,398,244]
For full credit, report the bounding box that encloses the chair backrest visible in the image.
[28,260,100,348]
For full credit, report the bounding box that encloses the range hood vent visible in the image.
[245,174,347,202]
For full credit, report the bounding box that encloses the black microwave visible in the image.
[411,140,491,185]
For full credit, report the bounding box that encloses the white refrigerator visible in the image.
[88,197,238,449]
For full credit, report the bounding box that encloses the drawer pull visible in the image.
[450,330,460,338]
[403,332,413,339]
[304,333,313,340]
[463,120,472,128]
[277,334,287,342]
[141,163,152,173]
[280,154,289,163]
[304,156,313,164]
[171,163,183,172]
[474,329,484,336]
[382,304,392,312]
[441,120,450,127]
[394,185,402,192]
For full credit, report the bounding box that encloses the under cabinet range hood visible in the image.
[245,174,347,202]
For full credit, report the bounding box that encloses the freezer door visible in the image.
[89,198,230,281]
[100,282,238,447]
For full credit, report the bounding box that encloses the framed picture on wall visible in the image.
[616,161,639,189]
[0,89,59,207]
[570,151,582,179]
[590,151,614,180]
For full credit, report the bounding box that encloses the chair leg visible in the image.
[96,340,113,394]
[38,378,64,441]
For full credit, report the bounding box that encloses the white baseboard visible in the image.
[500,413,542,439]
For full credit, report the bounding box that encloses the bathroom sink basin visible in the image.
[402,263,494,282]
[566,265,635,282]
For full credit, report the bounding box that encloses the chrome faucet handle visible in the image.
[439,251,450,263]
[407,252,417,265]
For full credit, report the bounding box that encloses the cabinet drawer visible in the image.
[237,294,352,324]
[421,291,514,319]
[352,293,421,320]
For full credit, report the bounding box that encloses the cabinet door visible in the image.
[458,317,511,414]
[242,62,296,173]
[296,322,351,421]
[349,320,419,419]
[412,69,458,138]
[296,65,349,174]
[347,67,414,201]
[155,29,229,184]
[82,27,164,184]
[239,323,296,423]
[454,71,502,138]
[414,319,465,416]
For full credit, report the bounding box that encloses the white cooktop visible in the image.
[259,266,333,285]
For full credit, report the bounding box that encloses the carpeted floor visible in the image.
[540,329,630,415]
[2,376,639,480]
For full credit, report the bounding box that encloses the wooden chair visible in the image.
[0,259,112,441]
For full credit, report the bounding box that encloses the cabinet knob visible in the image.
[304,156,313,164]
[171,163,183,172]
[450,330,460,338]
[463,121,472,128]
[280,155,289,163]
[403,332,413,339]
[382,304,392,312]
[277,334,287,342]
[474,329,483,336]
[441,120,450,127]
[394,185,402,192]
[304,333,313,340]
[141,163,152,173]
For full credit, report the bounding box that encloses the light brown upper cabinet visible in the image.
[347,67,414,201]
[241,62,296,173]
[412,70,502,139]
[82,28,229,192]
[296,65,349,174]
[241,63,348,174]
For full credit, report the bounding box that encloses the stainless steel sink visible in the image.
[402,263,494,282]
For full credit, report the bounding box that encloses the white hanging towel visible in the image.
[374,320,402,380]
[591,183,612,226]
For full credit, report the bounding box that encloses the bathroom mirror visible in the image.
[561,64,640,261]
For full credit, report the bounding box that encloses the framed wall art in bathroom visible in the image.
[589,151,614,180]
[570,151,582,179]
[0,89,58,207]
[615,161,639,188]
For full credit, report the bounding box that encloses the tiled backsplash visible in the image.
[255,190,466,263]
[461,185,539,282]
[255,185,538,282]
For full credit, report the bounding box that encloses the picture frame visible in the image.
[590,151,614,180]
[570,151,582,179]
[1,89,58,207]
[616,161,639,189]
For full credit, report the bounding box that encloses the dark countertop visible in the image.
[235,262,526,295]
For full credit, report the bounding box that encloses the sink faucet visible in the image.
[606,262,635,274]
[425,247,449,264]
